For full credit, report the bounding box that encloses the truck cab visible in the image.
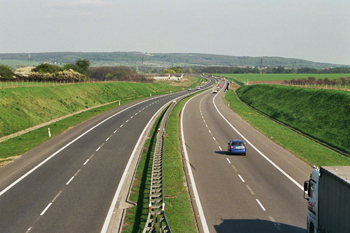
[304,168,319,233]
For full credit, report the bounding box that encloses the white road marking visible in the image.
[256,199,266,211]
[212,89,304,191]
[114,129,118,133]
[84,159,90,165]
[218,146,222,151]
[52,191,62,203]
[208,130,211,134]
[106,137,111,141]
[226,158,231,164]
[101,96,176,233]
[66,176,75,185]
[213,137,216,141]
[0,95,164,197]
[126,120,129,123]
[269,216,283,232]
[238,174,245,183]
[180,93,210,233]
[40,203,52,216]
[246,185,255,195]
[96,146,101,151]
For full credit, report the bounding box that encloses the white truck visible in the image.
[303,166,350,233]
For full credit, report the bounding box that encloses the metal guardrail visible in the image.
[142,81,215,233]
[143,101,176,233]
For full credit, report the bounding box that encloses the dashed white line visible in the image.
[125,120,129,123]
[84,159,90,165]
[246,185,255,195]
[226,158,231,164]
[208,130,211,134]
[213,137,216,141]
[238,174,245,183]
[218,146,222,151]
[106,137,111,141]
[269,216,283,232]
[96,146,101,151]
[40,203,52,216]
[256,199,266,211]
[66,176,75,185]
[114,129,118,133]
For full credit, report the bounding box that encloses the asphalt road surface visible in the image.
[0,79,214,233]
[181,80,312,233]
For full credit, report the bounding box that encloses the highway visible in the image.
[181,79,312,233]
[0,79,214,233]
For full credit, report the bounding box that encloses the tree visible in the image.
[163,68,176,74]
[75,59,90,74]
[0,65,14,79]
[32,63,62,74]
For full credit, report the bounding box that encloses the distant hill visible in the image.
[0,52,345,69]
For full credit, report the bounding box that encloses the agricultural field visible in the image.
[221,73,350,83]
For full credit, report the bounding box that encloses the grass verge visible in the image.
[0,100,133,160]
[123,96,197,233]
[224,89,350,166]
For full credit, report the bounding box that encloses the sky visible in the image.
[1,0,349,65]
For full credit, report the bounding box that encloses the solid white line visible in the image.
[212,88,304,191]
[0,96,160,197]
[238,174,245,183]
[100,97,176,233]
[40,203,52,216]
[66,176,74,185]
[226,158,231,164]
[256,199,266,211]
[181,93,210,233]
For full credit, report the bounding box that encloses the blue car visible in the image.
[228,140,246,155]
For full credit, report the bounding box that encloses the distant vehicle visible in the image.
[212,86,217,93]
[228,140,246,155]
[197,86,201,90]
[188,88,191,91]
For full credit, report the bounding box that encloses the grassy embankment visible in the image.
[0,82,183,165]
[123,95,197,233]
[224,85,350,166]
[222,73,350,82]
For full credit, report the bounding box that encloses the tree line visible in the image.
[282,76,350,86]
[193,66,350,74]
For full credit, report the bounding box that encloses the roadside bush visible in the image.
[0,65,15,79]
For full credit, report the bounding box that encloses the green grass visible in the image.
[0,100,133,160]
[122,108,164,233]
[123,96,197,233]
[224,88,350,166]
[221,73,350,82]
[162,98,197,233]
[236,85,350,154]
[0,82,182,138]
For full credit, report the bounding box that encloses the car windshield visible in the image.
[232,141,243,146]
